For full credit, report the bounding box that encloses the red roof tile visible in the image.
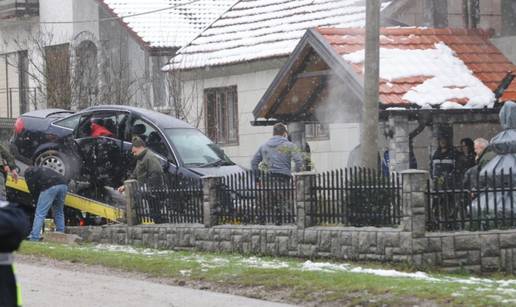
[316,27,516,107]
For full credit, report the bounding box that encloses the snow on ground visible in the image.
[80,243,516,303]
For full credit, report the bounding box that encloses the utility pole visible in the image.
[361,0,380,169]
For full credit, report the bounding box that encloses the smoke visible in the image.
[313,75,362,124]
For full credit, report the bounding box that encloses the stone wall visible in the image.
[67,170,516,273]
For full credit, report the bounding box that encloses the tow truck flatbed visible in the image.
[6,176,124,222]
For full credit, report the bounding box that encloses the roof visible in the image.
[100,0,236,48]
[166,0,392,70]
[323,27,516,107]
[84,105,193,128]
[253,27,516,120]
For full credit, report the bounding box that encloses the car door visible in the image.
[125,115,178,176]
[73,111,129,186]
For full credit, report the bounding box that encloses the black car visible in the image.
[10,105,242,189]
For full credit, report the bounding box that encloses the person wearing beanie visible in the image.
[117,136,163,192]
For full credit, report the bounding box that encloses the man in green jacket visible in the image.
[117,136,163,191]
[0,144,19,201]
[117,136,164,222]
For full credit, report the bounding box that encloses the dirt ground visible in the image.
[15,254,297,307]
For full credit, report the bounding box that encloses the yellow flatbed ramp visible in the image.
[6,176,124,222]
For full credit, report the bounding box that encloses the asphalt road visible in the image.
[16,262,297,307]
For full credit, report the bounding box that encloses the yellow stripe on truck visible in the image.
[6,176,124,222]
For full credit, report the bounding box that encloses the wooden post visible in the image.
[124,179,138,226]
[361,0,380,169]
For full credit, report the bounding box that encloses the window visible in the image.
[204,86,238,145]
[130,118,170,159]
[165,128,230,167]
[305,122,329,140]
[46,44,71,109]
[0,51,29,118]
[76,112,127,139]
[54,114,81,129]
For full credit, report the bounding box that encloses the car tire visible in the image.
[34,150,77,180]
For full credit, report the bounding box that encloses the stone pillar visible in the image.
[202,176,219,227]
[287,122,306,150]
[388,115,410,172]
[124,179,138,226]
[400,170,428,238]
[294,172,316,229]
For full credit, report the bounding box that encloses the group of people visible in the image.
[431,136,495,184]
[0,134,164,306]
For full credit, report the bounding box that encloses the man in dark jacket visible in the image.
[251,123,303,177]
[0,144,19,201]
[117,136,163,192]
[25,166,68,241]
[0,201,29,307]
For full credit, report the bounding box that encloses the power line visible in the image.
[38,0,203,24]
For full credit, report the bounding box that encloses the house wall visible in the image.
[179,59,363,172]
[0,0,166,116]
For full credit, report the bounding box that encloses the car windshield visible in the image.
[165,128,233,167]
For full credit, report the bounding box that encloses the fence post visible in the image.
[400,170,428,238]
[294,172,316,229]
[124,179,138,226]
[202,176,218,227]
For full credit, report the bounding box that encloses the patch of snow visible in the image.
[241,257,290,269]
[342,42,495,108]
[386,107,406,110]
[92,244,173,256]
[179,269,191,277]
[440,101,464,109]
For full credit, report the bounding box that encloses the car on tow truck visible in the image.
[10,105,242,195]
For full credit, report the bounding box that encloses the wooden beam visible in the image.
[295,70,333,80]
[293,76,327,119]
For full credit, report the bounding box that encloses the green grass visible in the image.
[17,242,516,306]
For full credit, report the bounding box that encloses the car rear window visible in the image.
[53,114,81,129]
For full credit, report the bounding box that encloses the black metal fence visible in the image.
[216,171,296,225]
[310,168,402,227]
[134,174,203,224]
[427,169,516,231]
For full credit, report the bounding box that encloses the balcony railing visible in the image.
[0,0,39,20]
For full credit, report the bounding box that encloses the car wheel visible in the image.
[35,150,76,180]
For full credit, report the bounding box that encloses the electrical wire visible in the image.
[37,0,203,24]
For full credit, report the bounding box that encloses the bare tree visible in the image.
[3,28,155,112]
[165,69,204,128]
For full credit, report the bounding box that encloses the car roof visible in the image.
[22,109,73,119]
[82,105,194,129]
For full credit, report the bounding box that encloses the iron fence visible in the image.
[134,174,203,224]
[426,169,516,231]
[216,171,296,225]
[310,168,402,227]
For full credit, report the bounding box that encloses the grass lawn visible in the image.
[18,242,516,306]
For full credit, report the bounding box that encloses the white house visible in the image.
[0,0,234,118]
[166,0,397,171]
[166,0,516,172]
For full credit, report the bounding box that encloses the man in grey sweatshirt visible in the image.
[251,123,304,177]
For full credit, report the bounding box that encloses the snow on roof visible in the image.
[318,27,516,108]
[166,0,392,70]
[101,0,236,48]
[342,42,495,108]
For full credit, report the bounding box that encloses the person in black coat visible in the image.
[24,166,69,241]
[0,201,29,307]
